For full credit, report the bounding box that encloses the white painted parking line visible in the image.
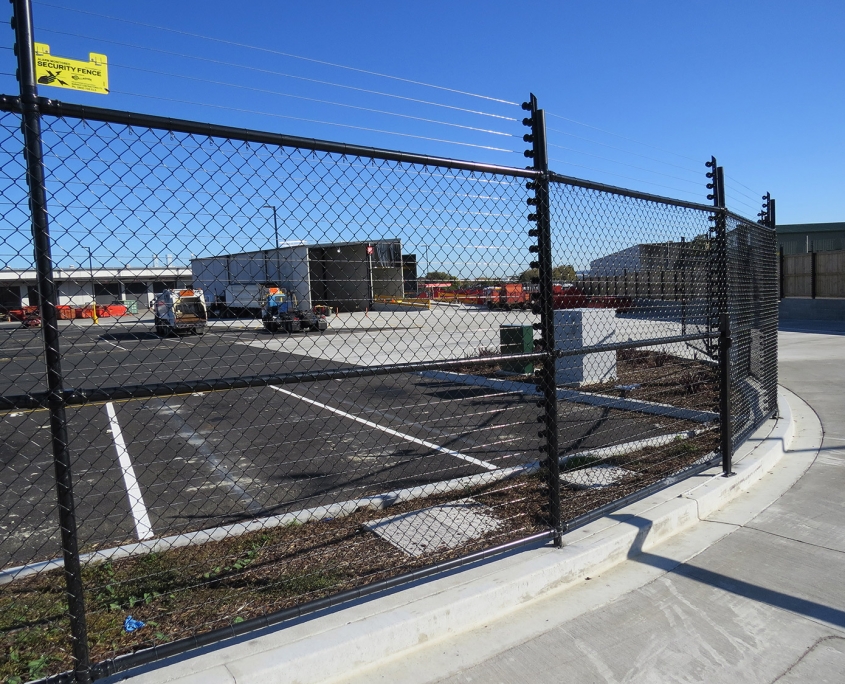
[105,402,154,540]
[101,340,128,351]
[271,386,497,471]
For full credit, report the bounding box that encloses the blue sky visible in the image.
[0,0,841,275]
[1,0,839,224]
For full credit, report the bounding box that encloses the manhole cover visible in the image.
[365,499,501,557]
[563,465,635,490]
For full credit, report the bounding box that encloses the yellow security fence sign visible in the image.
[34,43,108,95]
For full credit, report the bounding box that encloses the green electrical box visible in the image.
[500,324,534,374]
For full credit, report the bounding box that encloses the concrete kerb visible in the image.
[111,389,795,684]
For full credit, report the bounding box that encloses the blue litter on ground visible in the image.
[123,616,145,633]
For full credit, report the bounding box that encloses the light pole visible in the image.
[88,247,98,324]
[262,205,279,284]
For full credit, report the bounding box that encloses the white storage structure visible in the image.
[554,308,618,386]
[191,240,404,313]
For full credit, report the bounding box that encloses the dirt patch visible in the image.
[455,348,719,415]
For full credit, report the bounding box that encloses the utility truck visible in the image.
[154,289,208,336]
[261,287,328,333]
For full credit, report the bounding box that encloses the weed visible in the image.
[202,548,260,582]
[27,656,48,680]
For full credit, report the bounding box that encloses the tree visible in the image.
[517,268,539,283]
[517,264,576,283]
[424,271,457,281]
[552,264,576,282]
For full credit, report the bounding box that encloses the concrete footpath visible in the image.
[111,323,841,684]
[339,322,842,684]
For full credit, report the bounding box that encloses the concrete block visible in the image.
[554,308,617,386]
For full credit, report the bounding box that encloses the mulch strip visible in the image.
[1,427,716,682]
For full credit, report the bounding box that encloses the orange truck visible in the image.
[485,283,532,310]
[484,283,633,312]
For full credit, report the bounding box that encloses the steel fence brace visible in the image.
[10,0,92,681]
[523,94,562,546]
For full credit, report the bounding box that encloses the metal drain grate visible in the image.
[365,499,501,557]
[562,465,636,490]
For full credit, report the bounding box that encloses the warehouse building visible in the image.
[191,239,409,313]
[0,265,192,314]
[589,240,704,275]
[777,222,845,255]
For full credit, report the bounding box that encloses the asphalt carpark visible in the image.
[0,306,708,569]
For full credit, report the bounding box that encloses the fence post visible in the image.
[680,236,687,335]
[768,196,779,416]
[11,1,91,681]
[811,249,817,299]
[719,312,733,475]
[523,94,562,547]
[709,160,734,477]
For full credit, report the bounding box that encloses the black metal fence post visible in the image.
[768,196,780,416]
[11,0,91,681]
[711,164,734,477]
[719,312,733,475]
[704,157,720,359]
[523,94,561,546]
[680,236,687,335]
[811,249,817,299]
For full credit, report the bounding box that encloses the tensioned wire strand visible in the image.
[548,142,704,187]
[34,1,519,105]
[547,110,702,163]
[547,127,702,176]
[548,157,705,199]
[727,172,764,197]
[725,174,765,205]
[552,111,767,211]
[12,24,763,210]
[105,61,516,138]
[32,15,767,201]
[37,28,518,122]
[106,88,518,153]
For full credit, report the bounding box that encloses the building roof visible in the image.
[191,239,401,262]
[0,266,191,283]
[777,222,845,235]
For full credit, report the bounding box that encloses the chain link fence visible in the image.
[545,177,722,524]
[726,213,779,448]
[0,94,777,683]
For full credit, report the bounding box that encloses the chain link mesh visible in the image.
[547,179,723,518]
[726,213,779,447]
[0,105,777,682]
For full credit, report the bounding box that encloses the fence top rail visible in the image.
[0,95,766,219]
[726,209,776,231]
[548,170,718,213]
[0,94,541,180]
